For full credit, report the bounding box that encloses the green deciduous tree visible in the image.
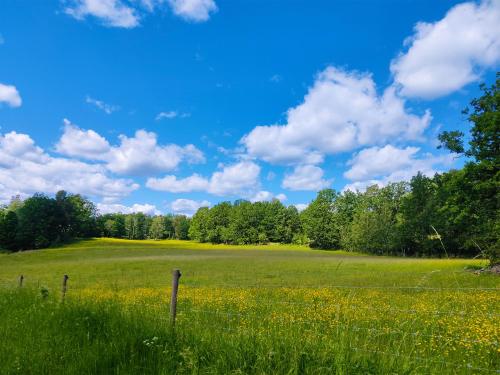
[301,189,340,249]
[0,210,18,251]
[438,73,499,265]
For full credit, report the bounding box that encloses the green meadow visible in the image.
[0,238,498,374]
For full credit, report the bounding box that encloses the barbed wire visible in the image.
[181,282,500,292]
[2,276,498,373]
[2,275,498,292]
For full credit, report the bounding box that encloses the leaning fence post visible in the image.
[170,269,181,326]
[61,274,69,302]
[18,275,24,287]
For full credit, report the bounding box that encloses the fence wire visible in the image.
[2,273,499,374]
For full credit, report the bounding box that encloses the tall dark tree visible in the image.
[56,191,97,238]
[0,210,18,251]
[438,73,499,264]
[399,173,440,256]
[15,194,64,249]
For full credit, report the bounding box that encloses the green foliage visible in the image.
[301,189,340,249]
[189,207,210,242]
[189,199,304,245]
[15,193,65,249]
[437,130,465,154]
[398,173,440,256]
[345,183,407,255]
[437,73,499,265]
[0,210,18,251]
[173,215,190,240]
[56,191,98,238]
[149,216,167,240]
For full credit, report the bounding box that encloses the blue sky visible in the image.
[0,0,499,215]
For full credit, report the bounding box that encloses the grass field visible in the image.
[0,238,498,374]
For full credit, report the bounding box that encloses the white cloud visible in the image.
[250,191,287,203]
[64,0,140,28]
[147,161,261,197]
[155,111,190,120]
[139,0,163,12]
[391,0,500,99]
[146,173,209,192]
[0,131,138,203]
[344,145,420,181]
[156,111,178,120]
[208,161,260,196]
[65,0,217,26]
[282,165,331,191]
[170,198,210,216]
[97,202,161,215]
[106,130,204,175]
[56,119,111,159]
[343,145,456,192]
[168,0,217,22]
[56,121,205,175]
[241,67,431,165]
[0,83,22,107]
[86,96,120,114]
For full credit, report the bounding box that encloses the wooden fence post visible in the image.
[170,269,181,326]
[61,274,69,302]
[18,275,24,287]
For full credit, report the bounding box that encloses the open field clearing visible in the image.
[0,238,499,374]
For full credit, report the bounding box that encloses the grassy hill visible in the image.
[0,239,498,374]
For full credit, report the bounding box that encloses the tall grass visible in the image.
[0,239,498,374]
[1,284,498,374]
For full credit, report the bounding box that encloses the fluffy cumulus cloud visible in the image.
[56,120,204,175]
[209,161,260,196]
[167,0,217,22]
[105,131,204,175]
[64,0,140,28]
[170,198,210,216]
[56,119,111,159]
[97,202,161,215]
[0,83,22,107]
[391,0,500,99]
[241,67,431,165]
[344,145,421,181]
[282,165,331,191]
[147,161,261,197]
[0,131,138,203]
[343,144,455,192]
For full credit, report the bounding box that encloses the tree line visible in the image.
[1,76,497,264]
[0,191,191,251]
